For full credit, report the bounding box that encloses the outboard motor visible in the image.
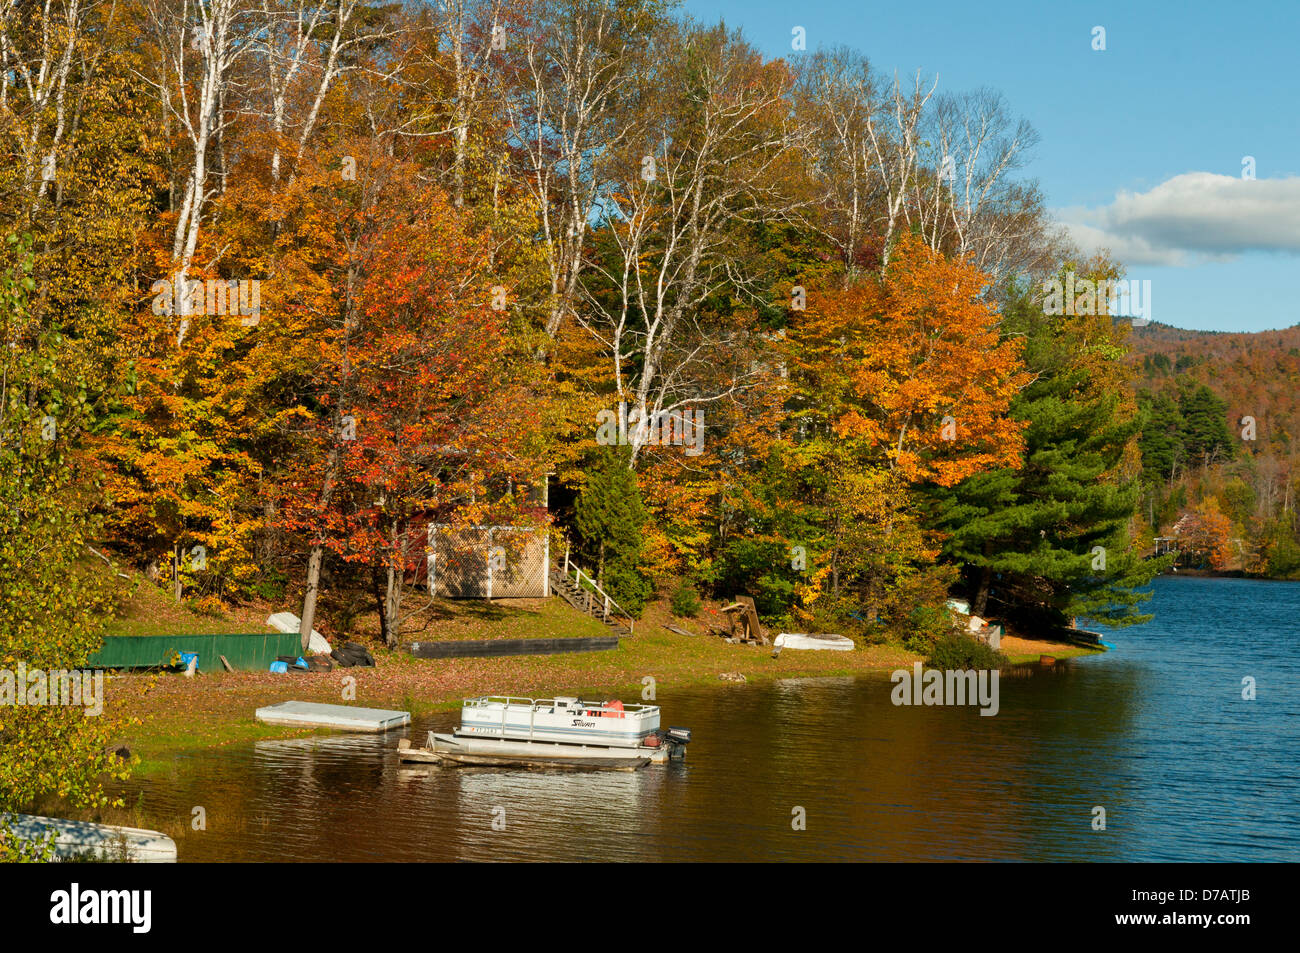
[665,726,691,761]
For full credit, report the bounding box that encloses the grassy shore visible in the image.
[101,583,1102,778]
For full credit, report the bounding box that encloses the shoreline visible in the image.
[1156,569,1300,582]
[102,630,1101,779]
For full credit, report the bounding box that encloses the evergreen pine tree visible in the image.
[928,279,1171,630]
[573,446,651,613]
[1177,383,1235,469]
[1137,390,1186,484]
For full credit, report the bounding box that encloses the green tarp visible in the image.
[89,633,304,671]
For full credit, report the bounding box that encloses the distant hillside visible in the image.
[1127,322,1300,456]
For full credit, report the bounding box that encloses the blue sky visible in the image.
[686,0,1300,332]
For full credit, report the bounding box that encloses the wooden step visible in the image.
[550,568,632,635]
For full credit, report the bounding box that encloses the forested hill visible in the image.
[1128,322,1300,456]
[1126,321,1300,576]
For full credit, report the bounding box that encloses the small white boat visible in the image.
[397,696,691,770]
[773,632,855,651]
[1,813,177,862]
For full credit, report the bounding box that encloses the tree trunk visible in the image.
[173,542,183,603]
[383,520,402,648]
[372,565,388,648]
[299,441,342,652]
[972,565,993,616]
[299,545,325,653]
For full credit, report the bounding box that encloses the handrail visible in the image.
[464,695,658,716]
[557,543,635,633]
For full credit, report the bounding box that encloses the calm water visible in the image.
[125,576,1300,861]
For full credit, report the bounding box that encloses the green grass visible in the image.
[128,721,335,777]
[1002,644,1104,664]
[394,596,613,642]
[102,572,276,637]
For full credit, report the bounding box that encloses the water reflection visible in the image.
[122,577,1300,861]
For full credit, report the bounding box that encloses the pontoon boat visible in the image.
[396,696,691,769]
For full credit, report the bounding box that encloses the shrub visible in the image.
[602,559,652,617]
[925,631,1007,670]
[250,569,288,603]
[669,583,701,617]
[187,594,226,618]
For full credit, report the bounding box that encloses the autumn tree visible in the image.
[268,149,544,646]
[1178,497,1235,571]
[927,270,1168,627]
[790,233,1030,488]
[0,236,130,850]
[723,234,1031,633]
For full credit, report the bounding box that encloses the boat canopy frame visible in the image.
[458,695,660,746]
[463,695,660,718]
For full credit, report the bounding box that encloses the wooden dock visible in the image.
[403,636,618,659]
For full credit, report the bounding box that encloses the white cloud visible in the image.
[1053,172,1300,267]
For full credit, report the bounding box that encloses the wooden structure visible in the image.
[716,595,769,645]
[423,477,551,599]
[427,524,549,598]
[404,636,618,659]
[549,540,636,635]
[89,632,302,670]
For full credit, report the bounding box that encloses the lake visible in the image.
[123,575,1300,861]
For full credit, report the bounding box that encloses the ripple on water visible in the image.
[123,576,1300,861]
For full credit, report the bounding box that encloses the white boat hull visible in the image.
[399,732,665,770]
[394,696,689,770]
[773,633,855,651]
[459,696,657,748]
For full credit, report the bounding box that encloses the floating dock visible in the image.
[255,700,410,732]
[404,636,618,659]
[2,813,177,862]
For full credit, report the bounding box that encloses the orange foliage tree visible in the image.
[1179,497,1236,571]
[790,233,1031,488]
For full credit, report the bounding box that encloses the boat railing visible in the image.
[464,695,659,718]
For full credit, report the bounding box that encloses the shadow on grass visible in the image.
[429,600,545,621]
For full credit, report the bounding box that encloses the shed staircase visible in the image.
[549,563,634,637]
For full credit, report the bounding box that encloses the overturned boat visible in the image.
[397,695,691,770]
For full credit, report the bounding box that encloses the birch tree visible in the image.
[0,0,94,216]
[792,48,883,280]
[144,0,255,333]
[794,51,935,274]
[580,23,802,466]
[259,0,388,188]
[505,0,661,341]
[918,88,1048,285]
